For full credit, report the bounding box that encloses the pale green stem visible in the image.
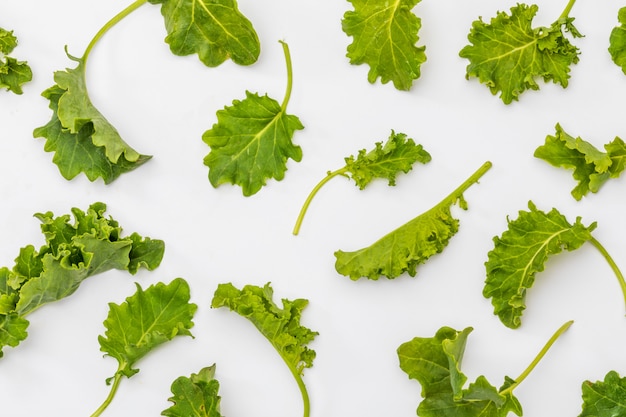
[500,320,573,396]
[292,168,348,235]
[589,237,626,313]
[559,0,577,20]
[439,161,492,207]
[279,40,294,112]
[90,369,125,417]
[82,0,148,63]
[286,363,310,417]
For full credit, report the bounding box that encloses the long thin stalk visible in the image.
[559,0,577,20]
[292,168,348,235]
[82,0,148,63]
[589,237,626,312]
[90,370,124,417]
[279,40,294,112]
[500,320,573,396]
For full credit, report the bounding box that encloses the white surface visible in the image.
[2,0,626,415]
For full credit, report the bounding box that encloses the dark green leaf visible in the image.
[149,0,260,66]
[580,371,626,417]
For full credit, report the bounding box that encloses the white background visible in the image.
[2,0,626,415]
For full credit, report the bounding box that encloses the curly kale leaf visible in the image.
[0,202,165,358]
[580,371,626,417]
[534,124,626,200]
[484,201,595,328]
[0,27,32,94]
[334,161,491,280]
[203,41,303,196]
[342,0,426,90]
[459,1,582,104]
[34,60,151,184]
[162,365,223,417]
[211,282,317,417]
[93,278,196,416]
[293,131,431,235]
[148,0,260,66]
[399,322,572,417]
[609,7,626,74]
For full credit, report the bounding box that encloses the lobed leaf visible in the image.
[342,0,426,90]
[211,282,317,373]
[34,61,151,183]
[459,3,582,104]
[534,124,626,200]
[99,278,197,380]
[149,0,260,66]
[344,131,431,189]
[580,370,626,416]
[609,7,626,75]
[335,161,491,280]
[0,28,32,94]
[484,201,594,328]
[162,365,223,417]
[0,203,165,357]
[203,91,304,196]
[398,326,522,417]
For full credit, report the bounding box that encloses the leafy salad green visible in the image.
[0,27,31,94]
[0,202,164,358]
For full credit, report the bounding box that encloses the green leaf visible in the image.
[98,278,197,380]
[580,370,626,417]
[484,201,594,328]
[459,1,582,104]
[33,60,151,183]
[149,0,260,66]
[0,313,29,358]
[398,326,522,417]
[334,161,491,280]
[534,124,626,200]
[162,365,223,417]
[211,282,317,417]
[609,7,626,75]
[202,41,304,196]
[342,0,426,90]
[0,28,32,95]
[0,202,165,357]
[344,131,432,189]
[0,28,18,55]
[292,131,431,235]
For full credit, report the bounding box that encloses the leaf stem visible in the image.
[82,0,148,64]
[90,369,124,417]
[589,237,626,313]
[440,161,492,207]
[279,40,294,112]
[499,320,573,396]
[559,0,577,20]
[285,362,311,417]
[292,168,348,235]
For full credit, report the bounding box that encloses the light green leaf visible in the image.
[34,61,150,183]
[609,7,626,74]
[0,313,29,358]
[149,0,260,66]
[202,41,303,196]
[0,203,165,357]
[162,365,223,417]
[98,278,197,380]
[292,131,431,235]
[335,161,491,280]
[534,124,626,200]
[580,370,626,417]
[484,201,594,328]
[0,28,32,95]
[459,1,582,104]
[342,0,426,90]
[211,282,317,417]
[0,28,17,55]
